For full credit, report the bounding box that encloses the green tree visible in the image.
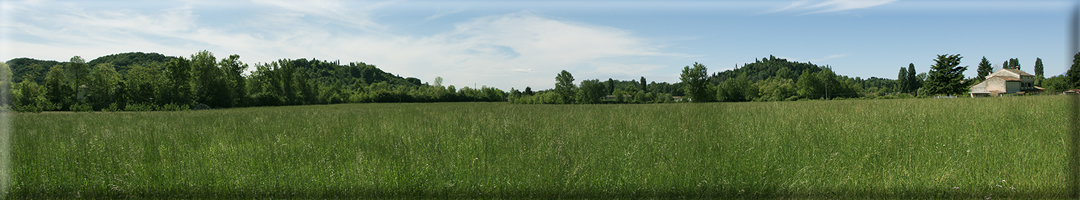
[639,76,647,93]
[87,63,122,110]
[775,67,793,80]
[718,73,750,102]
[976,57,993,82]
[607,78,615,95]
[43,65,71,110]
[897,67,908,93]
[191,50,231,108]
[906,63,918,93]
[124,64,161,106]
[68,56,90,102]
[924,54,968,96]
[1043,75,1070,93]
[555,70,576,103]
[576,79,605,104]
[0,62,11,109]
[220,54,249,107]
[163,57,194,106]
[796,70,821,99]
[13,79,45,112]
[1069,52,1080,88]
[1034,57,1044,86]
[680,62,711,102]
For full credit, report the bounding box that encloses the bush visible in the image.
[102,103,121,112]
[69,103,93,112]
[124,103,155,112]
[160,104,190,111]
[15,104,42,113]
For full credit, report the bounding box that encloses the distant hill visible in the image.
[5,52,177,84]
[86,52,178,75]
[4,52,421,88]
[709,55,824,84]
[5,58,62,84]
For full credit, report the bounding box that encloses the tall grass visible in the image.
[8,96,1073,198]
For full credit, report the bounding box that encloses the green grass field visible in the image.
[7,96,1076,198]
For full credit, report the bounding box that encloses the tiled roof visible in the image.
[996,76,1021,81]
[1002,69,1033,76]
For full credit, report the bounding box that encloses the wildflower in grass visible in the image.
[954,187,960,189]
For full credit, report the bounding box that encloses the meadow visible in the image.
[6,96,1076,198]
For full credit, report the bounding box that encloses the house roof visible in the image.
[997,76,1022,81]
[1001,68,1034,77]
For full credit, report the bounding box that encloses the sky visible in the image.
[0,0,1074,91]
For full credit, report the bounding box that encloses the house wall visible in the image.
[1006,81,1020,93]
[1021,76,1034,90]
[986,78,1006,93]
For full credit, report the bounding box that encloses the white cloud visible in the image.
[809,53,847,62]
[425,7,465,21]
[770,0,898,14]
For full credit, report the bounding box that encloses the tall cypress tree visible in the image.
[907,63,918,93]
[607,78,615,95]
[640,76,647,93]
[1034,58,1044,86]
[897,67,908,93]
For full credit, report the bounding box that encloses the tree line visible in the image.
[519,53,1080,105]
[5,52,1080,111]
[0,51,507,112]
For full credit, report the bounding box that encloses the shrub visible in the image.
[69,103,93,112]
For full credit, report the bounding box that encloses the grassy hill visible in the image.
[8,96,1073,198]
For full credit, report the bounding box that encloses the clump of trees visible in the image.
[510,70,678,104]
[1,51,506,112]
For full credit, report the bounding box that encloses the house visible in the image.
[969,68,1044,97]
[672,96,687,102]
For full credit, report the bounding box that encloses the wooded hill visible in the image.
[1,51,507,112]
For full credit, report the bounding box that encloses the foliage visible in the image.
[0,62,12,108]
[680,62,711,102]
[924,54,968,96]
[976,57,993,82]
[554,70,576,104]
[5,58,59,84]
[1042,75,1070,93]
[87,63,122,110]
[906,64,919,93]
[897,66,908,93]
[42,65,70,110]
[575,79,605,104]
[753,77,797,101]
[1034,57,1044,86]
[710,55,822,84]
[1069,52,1080,89]
[162,57,195,106]
[717,73,751,102]
[68,56,90,102]
[86,52,177,75]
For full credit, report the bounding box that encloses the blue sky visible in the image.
[0,0,1072,90]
